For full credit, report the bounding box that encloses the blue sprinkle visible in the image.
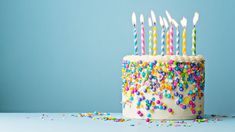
[179,98,183,103]
[179,94,183,98]
[145,100,149,104]
[129,96,133,101]
[176,100,180,105]
[179,87,184,92]
[174,92,179,96]
[189,90,193,95]
[152,97,156,101]
[179,83,183,87]
[146,106,150,110]
[167,94,171,98]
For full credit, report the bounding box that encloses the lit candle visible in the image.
[151,10,157,56]
[166,11,173,55]
[172,19,180,55]
[140,14,145,55]
[159,16,165,56]
[132,12,138,55]
[192,12,199,56]
[148,17,153,55]
[180,17,187,55]
[163,17,169,55]
[170,25,174,55]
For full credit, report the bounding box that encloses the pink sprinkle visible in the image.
[180,104,184,109]
[192,110,196,114]
[131,90,134,94]
[189,101,193,105]
[134,88,137,92]
[187,70,191,74]
[192,104,196,108]
[156,100,161,104]
[174,81,178,86]
[179,64,184,68]
[168,108,173,113]
[146,118,150,122]
[169,60,174,64]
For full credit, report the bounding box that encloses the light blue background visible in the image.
[0,0,234,114]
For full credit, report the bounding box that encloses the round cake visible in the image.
[122,55,205,120]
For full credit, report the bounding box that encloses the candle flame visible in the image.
[140,14,144,23]
[180,17,187,28]
[159,16,164,27]
[172,19,179,28]
[165,10,172,23]
[150,10,156,24]
[132,12,137,26]
[148,17,152,27]
[163,17,169,29]
[193,12,199,25]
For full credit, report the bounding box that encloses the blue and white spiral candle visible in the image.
[133,26,138,55]
[161,26,165,56]
[176,28,180,55]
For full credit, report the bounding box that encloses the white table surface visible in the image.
[0,113,234,132]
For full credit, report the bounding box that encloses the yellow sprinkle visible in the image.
[183,97,190,105]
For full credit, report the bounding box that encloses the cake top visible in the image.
[131,11,201,56]
[123,55,205,63]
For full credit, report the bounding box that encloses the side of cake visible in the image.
[122,55,205,119]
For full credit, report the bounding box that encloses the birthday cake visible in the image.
[122,11,205,120]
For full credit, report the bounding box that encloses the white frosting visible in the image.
[122,84,204,120]
[122,55,205,120]
[123,55,205,63]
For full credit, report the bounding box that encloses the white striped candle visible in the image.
[176,28,180,55]
[133,27,138,55]
[140,14,145,55]
[180,17,187,55]
[161,27,165,56]
[151,10,157,56]
[172,19,180,55]
[159,16,165,56]
[192,12,199,56]
[148,17,153,55]
[132,12,138,55]
[169,25,174,55]
[163,17,169,55]
[166,11,173,55]
[182,28,187,55]
[192,26,196,56]
[149,30,152,55]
